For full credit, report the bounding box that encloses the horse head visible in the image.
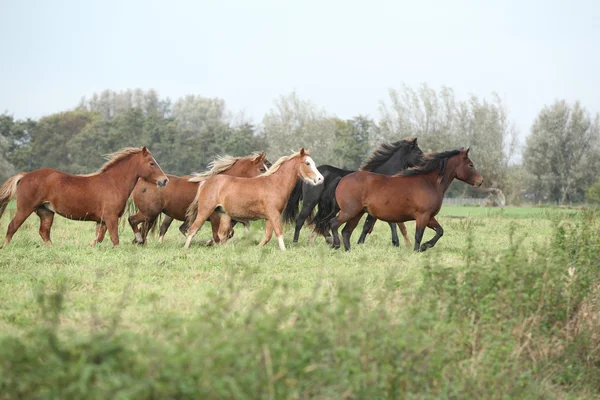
[137,147,169,187]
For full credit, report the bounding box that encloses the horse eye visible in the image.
[305,161,310,165]
[150,162,156,166]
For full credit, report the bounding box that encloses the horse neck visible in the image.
[103,156,142,197]
[434,156,461,194]
[373,150,409,175]
[267,159,301,196]
[225,160,253,177]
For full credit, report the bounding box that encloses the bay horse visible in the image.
[0,147,168,248]
[283,138,423,247]
[184,148,324,250]
[128,152,270,244]
[313,148,483,252]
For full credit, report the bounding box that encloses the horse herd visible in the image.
[0,139,483,252]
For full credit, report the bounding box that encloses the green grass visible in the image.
[0,205,599,399]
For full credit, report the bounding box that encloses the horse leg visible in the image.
[3,208,34,248]
[342,212,365,252]
[140,216,158,244]
[413,214,430,252]
[128,212,147,244]
[294,198,317,243]
[388,223,400,247]
[158,215,174,243]
[184,207,213,249]
[216,214,233,244]
[258,220,274,247]
[268,215,286,251]
[178,221,188,236]
[208,212,222,246]
[90,222,107,246]
[419,217,444,252]
[105,217,120,246]
[398,222,412,248]
[357,214,376,245]
[35,207,55,245]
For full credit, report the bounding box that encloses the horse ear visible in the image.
[300,148,305,156]
[142,146,148,156]
[412,138,418,147]
[465,147,470,156]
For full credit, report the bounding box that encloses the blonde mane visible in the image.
[81,147,145,177]
[260,151,302,177]
[188,152,263,183]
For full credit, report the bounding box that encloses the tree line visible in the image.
[1,85,599,204]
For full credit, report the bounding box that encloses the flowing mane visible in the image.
[360,139,414,172]
[260,151,302,177]
[82,147,145,177]
[399,150,461,177]
[188,153,261,183]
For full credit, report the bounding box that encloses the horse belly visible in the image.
[220,197,264,221]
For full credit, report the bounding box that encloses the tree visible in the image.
[332,116,376,170]
[378,84,517,198]
[0,114,16,181]
[524,101,600,204]
[262,92,336,164]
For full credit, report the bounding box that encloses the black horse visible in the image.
[283,138,423,246]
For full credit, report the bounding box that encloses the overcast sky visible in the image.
[1,0,599,146]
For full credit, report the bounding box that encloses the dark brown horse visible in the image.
[128,152,270,244]
[184,148,324,250]
[313,148,483,252]
[0,147,168,248]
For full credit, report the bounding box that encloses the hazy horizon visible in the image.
[2,0,599,147]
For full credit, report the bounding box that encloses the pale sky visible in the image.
[1,0,599,146]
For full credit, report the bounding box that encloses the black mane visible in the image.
[360,140,413,172]
[399,150,461,177]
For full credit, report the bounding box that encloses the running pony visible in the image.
[184,148,323,250]
[313,148,483,252]
[0,147,168,248]
[283,138,423,247]
[128,152,270,244]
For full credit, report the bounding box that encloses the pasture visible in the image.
[1,205,599,399]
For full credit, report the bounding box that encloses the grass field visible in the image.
[0,205,598,398]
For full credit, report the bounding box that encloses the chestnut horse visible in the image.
[184,148,324,250]
[0,147,168,248]
[128,152,270,244]
[313,148,483,252]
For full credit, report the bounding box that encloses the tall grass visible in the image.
[0,209,599,398]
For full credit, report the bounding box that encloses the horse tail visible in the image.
[313,176,341,236]
[185,184,202,226]
[282,181,303,225]
[0,173,26,220]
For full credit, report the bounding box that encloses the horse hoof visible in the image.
[205,239,214,247]
[325,237,333,245]
[419,244,432,252]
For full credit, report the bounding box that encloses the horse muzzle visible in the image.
[474,178,484,188]
[314,174,324,185]
[158,177,169,188]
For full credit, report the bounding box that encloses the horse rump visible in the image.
[313,176,341,236]
[0,173,26,220]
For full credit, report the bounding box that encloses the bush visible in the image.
[586,180,600,204]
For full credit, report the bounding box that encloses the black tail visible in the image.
[313,176,341,236]
[283,181,303,225]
